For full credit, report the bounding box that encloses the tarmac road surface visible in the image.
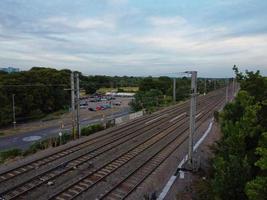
[0,109,130,151]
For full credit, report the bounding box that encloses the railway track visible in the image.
[100,99,224,200]
[47,95,224,200]
[0,90,221,185]
[0,91,218,184]
[0,89,226,200]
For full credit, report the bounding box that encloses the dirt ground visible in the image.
[167,121,221,200]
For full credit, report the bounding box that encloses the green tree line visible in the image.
[207,66,267,200]
[0,67,71,126]
[81,75,143,94]
[130,76,226,112]
[0,66,227,127]
[0,67,142,127]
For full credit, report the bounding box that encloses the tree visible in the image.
[209,67,267,200]
[84,82,97,94]
[0,67,71,126]
[246,132,267,200]
[130,89,163,112]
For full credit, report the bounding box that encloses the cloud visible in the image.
[148,16,187,27]
[42,16,116,32]
[0,0,267,77]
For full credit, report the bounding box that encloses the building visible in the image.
[0,67,20,73]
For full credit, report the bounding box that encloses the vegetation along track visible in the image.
[0,89,226,200]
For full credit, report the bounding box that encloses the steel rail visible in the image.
[46,97,223,200]
[100,99,224,200]
[0,90,222,184]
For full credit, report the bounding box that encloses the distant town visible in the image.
[0,67,20,73]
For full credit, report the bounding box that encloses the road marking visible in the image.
[157,118,214,200]
[22,136,42,142]
[179,171,185,179]
[145,114,167,125]
[169,112,186,123]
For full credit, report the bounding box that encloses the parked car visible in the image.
[96,105,103,111]
[102,104,111,109]
[113,101,121,106]
[88,107,95,111]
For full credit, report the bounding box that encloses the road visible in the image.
[0,109,130,151]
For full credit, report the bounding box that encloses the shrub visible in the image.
[23,141,45,156]
[213,111,219,122]
[81,124,104,136]
[0,148,22,163]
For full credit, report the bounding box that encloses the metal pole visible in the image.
[71,72,76,138]
[59,131,62,146]
[188,71,197,168]
[225,79,229,104]
[173,78,176,102]
[12,94,16,129]
[214,79,216,90]
[75,73,81,138]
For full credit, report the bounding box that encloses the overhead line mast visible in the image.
[185,71,197,168]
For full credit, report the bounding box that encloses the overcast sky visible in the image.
[0,0,267,77]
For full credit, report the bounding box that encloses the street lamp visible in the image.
[12,94,16,129]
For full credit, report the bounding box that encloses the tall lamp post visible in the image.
[12,94,16,129]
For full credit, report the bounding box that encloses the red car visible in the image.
[96,105,102,111]
[96,105,106,111]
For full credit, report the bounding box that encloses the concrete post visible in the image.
[188,71,197,168]
[71,72,76,138]
[75,73,81,138]
[204,78,206,95]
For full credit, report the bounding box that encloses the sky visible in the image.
[0,0,267,77]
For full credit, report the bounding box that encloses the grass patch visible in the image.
[97,87,139,94]
[81,124,105,136]
[23,132,72,156]
[80,89,86,97]
[41,109,68,122]
[0,148,22,163]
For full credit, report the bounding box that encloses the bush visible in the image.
[213,111,219,122]
[0,148,22,163]
[117,88,125,92]
[23,141,46,156]
[60,132,72,144]
[81,124,104,136]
